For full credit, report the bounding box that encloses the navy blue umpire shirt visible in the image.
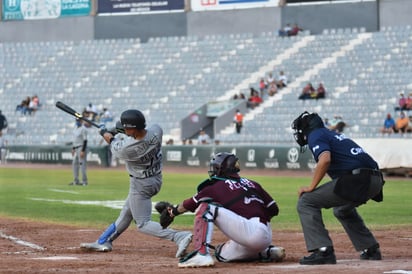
[308,128,379,179]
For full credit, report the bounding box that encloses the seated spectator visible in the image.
[197,129,211,145]
[298,83,314,100]
[394,111,409,133]
[328,115,346,133]
[85,102,98,121]
[380,113,395,134]
[406,93,412,110]
[278,24,292,37]
[15,96,31,115]
[406,116,412,133]
[247,88,263,109]
[316,82,326,99]
[395,92,407,111]
[259,78,267,97]
[266,72,275,86]
[99,107,114,124]
[28,95,40,115]
[288,24,303,36]
[276,70,288,89]
[268,81,278,96]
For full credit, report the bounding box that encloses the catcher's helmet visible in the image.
[291,111,324,149]
[120,109,146,130]
[208,152,240,178]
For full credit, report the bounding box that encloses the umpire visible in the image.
[291,111,384,265]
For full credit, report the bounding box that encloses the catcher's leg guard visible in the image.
[193,202,218,255]
[98,223,120,244]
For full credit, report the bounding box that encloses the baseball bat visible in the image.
[55,101,100,128]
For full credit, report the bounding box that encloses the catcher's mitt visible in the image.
[155,201,175,229]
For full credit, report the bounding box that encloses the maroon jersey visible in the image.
[182,175,279,223]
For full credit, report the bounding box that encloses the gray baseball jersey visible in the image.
[72,125,88,148]
[110,124,163,179]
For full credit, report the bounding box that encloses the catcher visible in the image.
[155,152,285,268]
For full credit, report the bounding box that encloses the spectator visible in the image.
[166,138,174,145]
[233,109,243,134]
[276,70,288,89]
[394,111,409,133]
[266,72,275,86]
[28,95,40,115]
[316,83,326,99]
[380,113,395,134]
[395,92,407,111]
[259,78,267,97]
[0,110,7,134]
[407,116,412,133]
[268,81,278,96]
[288,23,303,36]
[197,129,211,145]
[329,115,346,133]
[85,102,98,121]
[100,107,114,124]
[406,93,412,110]
[298,83,314,100]
[15,96,31,115]
[278,24,292,37]
[247,88,263,109]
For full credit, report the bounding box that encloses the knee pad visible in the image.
[193,202,219,254]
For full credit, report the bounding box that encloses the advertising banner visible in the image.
[191,0,278,11]
[97,0,184,14]
[2,0,91,21]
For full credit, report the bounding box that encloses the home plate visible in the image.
[33,256,78,261]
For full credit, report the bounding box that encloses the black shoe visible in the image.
[299,246,336,265]
[360,244,382,260]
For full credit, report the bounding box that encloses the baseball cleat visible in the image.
[360,244,382,260]
[268,246,286,262]
[259,245,286,262]
[80,241,112,252]
[68,181,82,186]
[178,251,214,268]
[175,232,192,258]
[299,246,336,265]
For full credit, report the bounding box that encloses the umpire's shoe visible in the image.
[299,246,336,265]
[360,243,382,260]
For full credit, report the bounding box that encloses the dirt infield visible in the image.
[1,164,411,273]
[0,217,411,274]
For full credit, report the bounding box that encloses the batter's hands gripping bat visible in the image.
[55,101,100,128]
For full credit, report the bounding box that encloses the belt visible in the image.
[351,168,382,177]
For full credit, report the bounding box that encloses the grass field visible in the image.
[0,167,411,231]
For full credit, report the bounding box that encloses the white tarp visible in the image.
[355,138,412,170]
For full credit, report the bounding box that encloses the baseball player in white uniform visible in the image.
[80,109,192,258]
[160,152,285,268]
[69,118,88,186]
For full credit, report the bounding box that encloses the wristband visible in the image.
[171,206,180,216]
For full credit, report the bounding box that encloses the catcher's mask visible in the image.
[120,109,146,130]
[291,111,324,151]
[208,152,240,178]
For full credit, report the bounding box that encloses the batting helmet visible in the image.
[291,111,324,149]
[120,109,146,130]
[208,152,240,178]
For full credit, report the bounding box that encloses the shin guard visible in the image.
[193,202,218,255]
